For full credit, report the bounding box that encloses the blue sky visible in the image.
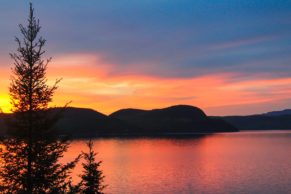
[0,0,290,77]
[0,0,291,115]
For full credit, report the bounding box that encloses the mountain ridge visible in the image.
[0,105,238,137]
[263,109,291,116]
[2,105,291,136]
[216,108,291,130]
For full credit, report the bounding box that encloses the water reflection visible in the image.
[63,131,291,194]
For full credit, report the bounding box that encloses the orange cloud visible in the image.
[1,53,291,115]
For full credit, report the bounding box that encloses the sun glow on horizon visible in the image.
[1,53,291,116]
[0,94,11,113]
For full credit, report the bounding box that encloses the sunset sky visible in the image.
[0,0,291,115]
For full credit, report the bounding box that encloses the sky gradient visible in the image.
[0,0,291,115]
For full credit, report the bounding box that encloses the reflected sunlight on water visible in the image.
[48,131,291,193]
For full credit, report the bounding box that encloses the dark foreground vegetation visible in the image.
[0,4,105,193]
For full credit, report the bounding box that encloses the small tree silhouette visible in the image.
[80,140,106,194]
[0,3,80,193]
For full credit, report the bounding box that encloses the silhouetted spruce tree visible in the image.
[80,140,106,194]
[0,3,80,193]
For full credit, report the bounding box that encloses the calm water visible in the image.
[64,131,291,194]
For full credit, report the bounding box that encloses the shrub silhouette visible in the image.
[80,140,106,194]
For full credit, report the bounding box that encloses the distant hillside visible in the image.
[0,113,7,136]
[0,105,238,138]
[219,109,291,130]
[110,105,238,134]
[55,107,133,137]
[2,106,291,135]
[0,108,133,138]
[263,109,291,116]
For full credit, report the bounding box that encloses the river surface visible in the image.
[64,130,291,194]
